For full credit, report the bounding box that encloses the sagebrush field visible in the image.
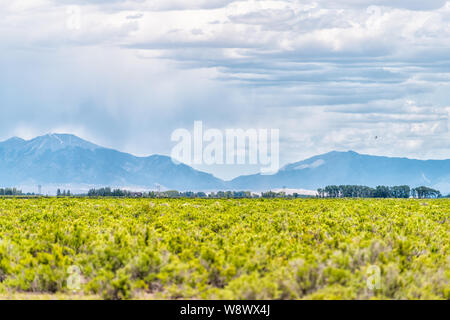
[0,198,448,300]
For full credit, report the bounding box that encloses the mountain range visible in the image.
[0,133,449,194]
[0,134,223,192]
[229,151,450,193]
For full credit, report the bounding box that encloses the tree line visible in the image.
[85,188,315,199]
[86,188,258,198]
[0,185,445,199]
[0,188,23,196]
[317,185,441,199]
[56,189,71,197]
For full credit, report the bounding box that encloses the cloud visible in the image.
[53,0,235,11]
[294,159,325,170]
[314,0,448,11]
[0,0,449,179]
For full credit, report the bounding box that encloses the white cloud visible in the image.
[0,0,449,179]
[295,159,325,170]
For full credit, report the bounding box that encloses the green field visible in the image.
[0,198,448,300]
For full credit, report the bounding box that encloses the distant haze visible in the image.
[1,133,448,195]
[1,1,449,179]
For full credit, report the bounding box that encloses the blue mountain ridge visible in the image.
[228,150,450,193]
[0,134,449,193]
[0,134,224,190]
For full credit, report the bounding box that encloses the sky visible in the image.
[1,0,449,179]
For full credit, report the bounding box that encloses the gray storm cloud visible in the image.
[0,0,449,179]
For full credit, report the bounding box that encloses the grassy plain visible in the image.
[0,198,448,300]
